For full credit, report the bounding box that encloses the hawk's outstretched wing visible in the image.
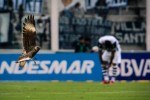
[16,15,40,67]
[23,15,36,53]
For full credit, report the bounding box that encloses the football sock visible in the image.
[102,67,109,81]
[111,66,117,82]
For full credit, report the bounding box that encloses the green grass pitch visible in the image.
[0,81,150,100]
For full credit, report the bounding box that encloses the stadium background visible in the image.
[0,0,150,100]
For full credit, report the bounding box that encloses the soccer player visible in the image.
[97,35,121,84]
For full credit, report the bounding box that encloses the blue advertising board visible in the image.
[115,52,150,80]
[0,52,150,81]
[0,53,102,81]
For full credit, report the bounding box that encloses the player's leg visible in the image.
[109,51,121,83]
[109,63,117,83]
[101,51,111,84]
[102,61,109,83]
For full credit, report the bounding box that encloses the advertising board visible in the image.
[0,53,102,81]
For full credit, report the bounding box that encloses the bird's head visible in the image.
[34,46,40,51]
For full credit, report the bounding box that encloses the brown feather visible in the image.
[16,15,40,67]
[22,15,37,53]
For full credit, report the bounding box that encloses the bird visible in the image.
[16,15,40,67]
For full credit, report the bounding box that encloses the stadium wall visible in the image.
[0,52,149,81]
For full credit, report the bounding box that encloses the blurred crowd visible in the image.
[60,0,109,19]
[0,0,50,49]
[0,0,146,50]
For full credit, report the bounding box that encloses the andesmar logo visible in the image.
[0,60,94,74]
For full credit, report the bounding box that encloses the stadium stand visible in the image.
[0,0,146,51]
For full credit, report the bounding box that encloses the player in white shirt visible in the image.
[97,35,121,84]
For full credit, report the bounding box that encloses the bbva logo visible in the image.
[109,59,150,77]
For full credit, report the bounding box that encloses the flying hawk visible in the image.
[16,15,40,67]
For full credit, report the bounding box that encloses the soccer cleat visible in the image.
[109,80,115,84]
[101,80,110,84]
